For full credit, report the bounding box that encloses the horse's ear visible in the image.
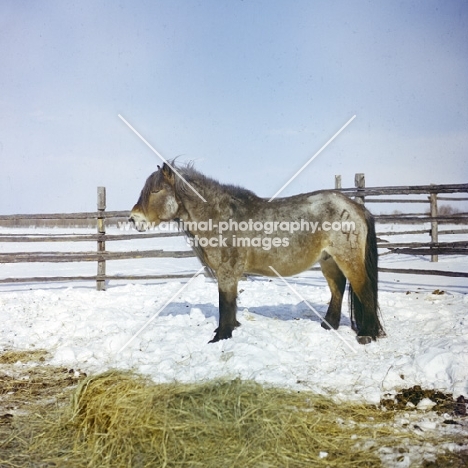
[161,162,175,184]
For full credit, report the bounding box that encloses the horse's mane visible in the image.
[172,161,259,205]
[165,162,260,279]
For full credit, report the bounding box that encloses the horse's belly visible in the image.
[245,246,321,277]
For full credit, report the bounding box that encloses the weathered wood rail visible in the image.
[0,187,198,288]
[0,177,467,288]
[0,249,194,263]
[336,175,468,263]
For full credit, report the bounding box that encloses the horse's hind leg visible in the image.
[347,276,380,344]
[335,260,383,344]
[326,209,383,344]
[319,252,346,330]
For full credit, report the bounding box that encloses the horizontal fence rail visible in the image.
[337,182,468,196]
[0,273,198,285]
[0,210,129,220]
[0,232,184,243]
[1,178,467,288]
[0,249,195,263]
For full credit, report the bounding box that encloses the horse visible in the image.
[130,162,385,345]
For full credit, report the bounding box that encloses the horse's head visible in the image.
[130,163,179,231]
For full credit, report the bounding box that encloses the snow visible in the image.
[1,225,467,405]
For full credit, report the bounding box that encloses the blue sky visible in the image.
[1,0,467,214]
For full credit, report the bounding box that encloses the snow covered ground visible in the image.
[1,224,467,465]
[1,225,467,405]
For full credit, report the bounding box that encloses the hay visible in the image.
[37,371,395,467]
[0,349,86,466]
[0,349,84,411]
[0,348,50,364]
[0,366,466,467]
[67,371,389,467]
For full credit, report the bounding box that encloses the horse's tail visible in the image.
[349,208,385,341]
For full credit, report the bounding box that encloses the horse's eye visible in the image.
[151,190,161,195]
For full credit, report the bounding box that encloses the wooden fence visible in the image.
[336,174,468,259]
[0,178,467,289]
[333,174,468,279]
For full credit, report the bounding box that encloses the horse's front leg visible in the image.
[210,277,241,343]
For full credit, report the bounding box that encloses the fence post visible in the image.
[97,187,106,290]
[430,187,438,262]
[335,175,342,189]
[354,173,365,205]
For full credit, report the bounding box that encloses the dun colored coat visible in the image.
[130,162,385,345]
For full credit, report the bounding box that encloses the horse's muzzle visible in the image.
[129,214,148,232]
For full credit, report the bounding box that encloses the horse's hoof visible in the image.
[356,336,372,345]
[321,321,339,331]
[208,329,232,343]
[208,322,241,343]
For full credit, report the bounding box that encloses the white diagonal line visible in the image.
[268,266,357,353]
[117,266,206,354]
[268,115,356,202]
[118,114,207,203]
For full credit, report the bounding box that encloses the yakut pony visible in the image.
[130,162,384,345]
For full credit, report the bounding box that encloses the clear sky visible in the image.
[1,0,467,214]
